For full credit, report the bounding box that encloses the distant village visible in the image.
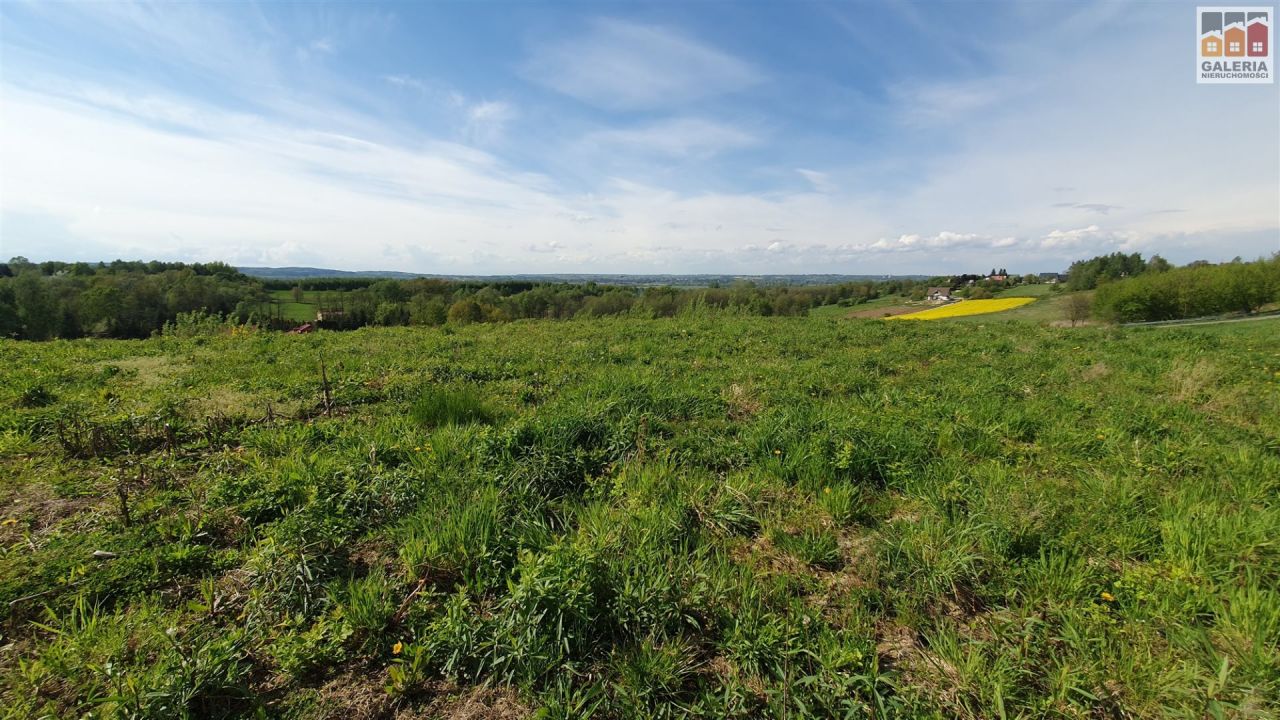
[924,269,1066,304]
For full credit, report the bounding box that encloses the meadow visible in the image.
[1,314,1277,719]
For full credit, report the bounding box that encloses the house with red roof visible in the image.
[1247,12,1269,57]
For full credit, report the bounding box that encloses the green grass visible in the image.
[809,294,912,318]
[1,315,1277,718]
[410,386,496,428]
[946,286,1082,324]
[995,282,1055,298]
[266,290,319,323]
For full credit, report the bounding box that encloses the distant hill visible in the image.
[237,267,928,287]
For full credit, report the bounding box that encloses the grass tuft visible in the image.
[410,386,495,427]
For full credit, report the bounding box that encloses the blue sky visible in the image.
[1,1,1277,274]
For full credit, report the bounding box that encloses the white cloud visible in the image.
[584,118,757,158]
[1038,224,1138,251]
[891,79,1010,127]
[796,169,835,193]
[0,85,580,268]
[1052,202,1122,215]
[463,100,516,144]
[383,74,427,92]
[523,18,761,110]
[527,240,566,253]
[851,231,1022,253]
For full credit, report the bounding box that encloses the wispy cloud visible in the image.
[852,231,1021,253]
[890,79,1009,127]
[796,169,835,194]
[584,118,758,158]
[523,18,761,110]
[1052,202,1123,215]
[0,85,576,268]
[463,100,517,144]
[1038,224,1134,251]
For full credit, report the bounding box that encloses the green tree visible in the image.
[447,299,484,325]
[409,295,448,326]
[12,272,61,339]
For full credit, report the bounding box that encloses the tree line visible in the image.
[1066,251,1172,291]
[1,258,963,339]
[1091,255,1280,323]
[287,277,938,330]
[0,258,263,340]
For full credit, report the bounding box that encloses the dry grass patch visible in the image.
[100,356,183,388]
[722,383,762,420]
[1166,358,1219,403]
[1081,362,1110,381]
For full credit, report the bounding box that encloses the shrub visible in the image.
[1093,255,1280,322]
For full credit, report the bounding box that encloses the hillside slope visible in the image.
[2,318,1276,718]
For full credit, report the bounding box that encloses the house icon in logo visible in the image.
[1201,11,1224,55]
[1247,11,1269,56]
[1224,11,1247,55]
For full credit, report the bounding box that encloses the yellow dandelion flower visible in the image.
[1100,591,1115,602]
[392,641,403,655]
[773,449,782,455]
[823,487,831,494]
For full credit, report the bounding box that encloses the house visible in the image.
[1224,12,1247,56]
[1039,272,1066,284]
[926,286,953,302]
[987,274,1008,282]
[1201,11,1223,56]
[1247,12,1269,57]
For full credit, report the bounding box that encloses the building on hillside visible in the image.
[926,286,953,302]
[987,274,1008,282]
[1039,272,1066,284]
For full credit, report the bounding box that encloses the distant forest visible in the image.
[3,253,1274,340]
[0,258,954,340]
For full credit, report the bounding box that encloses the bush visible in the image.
[1093,255,1280,322]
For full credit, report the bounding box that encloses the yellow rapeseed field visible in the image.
[885,297,1036,320]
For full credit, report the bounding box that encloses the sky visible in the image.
[1,1,1278,275]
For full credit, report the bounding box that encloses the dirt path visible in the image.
[1125,313,1280,328]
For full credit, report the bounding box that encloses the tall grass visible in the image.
[1,316,1276,717]
[410,385,495,427]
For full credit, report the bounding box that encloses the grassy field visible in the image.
[1,317,1277,718]
[267,289,320,323]
[809,295,917,319]
[996,283,1056,298]
[942,285,1079,325]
